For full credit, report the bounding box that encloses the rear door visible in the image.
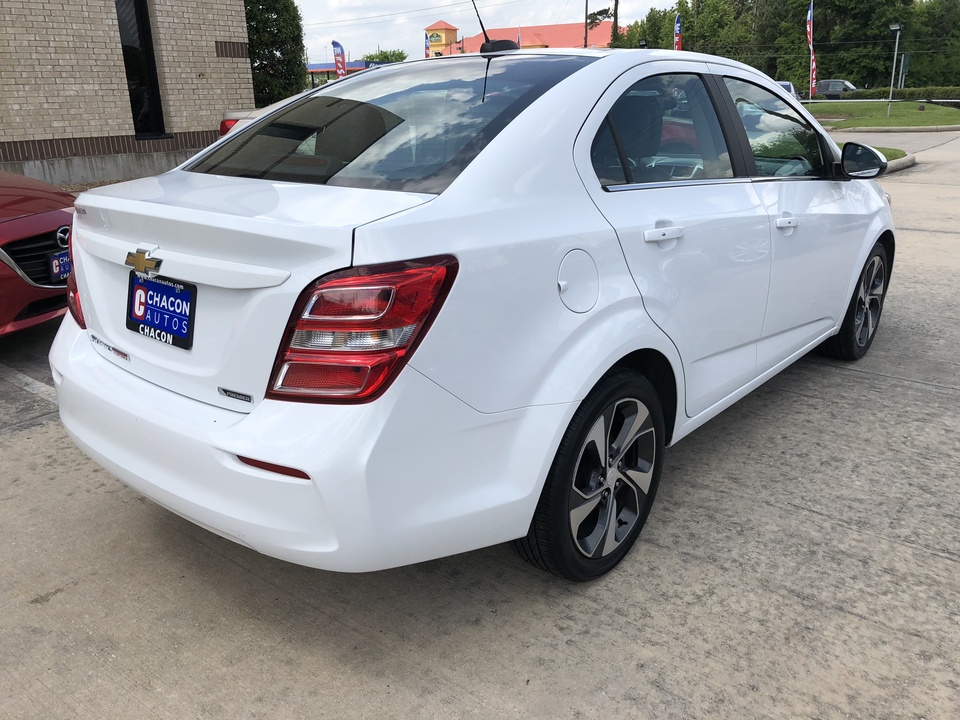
[576,61,772,418]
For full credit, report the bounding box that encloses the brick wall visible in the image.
[0,0,254,145]
[0,1,132,141]
[150,0,254,134]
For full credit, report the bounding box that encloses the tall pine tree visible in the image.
[244,0,308,107]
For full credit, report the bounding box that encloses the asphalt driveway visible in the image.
[2,132,959,719]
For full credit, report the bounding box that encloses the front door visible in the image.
[713,72,872,372]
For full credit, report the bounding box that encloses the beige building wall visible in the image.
[0,1,132,142]
[0,0,255,184]
[150,0,254,134]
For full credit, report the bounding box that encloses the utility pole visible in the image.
[584,0,588,48]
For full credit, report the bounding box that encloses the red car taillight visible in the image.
[219,119,238,136]
[66,227,85,329]
[267,256,458,403]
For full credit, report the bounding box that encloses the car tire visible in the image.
[821,242,889,361]
[514,370,664,581]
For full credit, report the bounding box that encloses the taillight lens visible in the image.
[66,226,85,329]
[267,256,458,403]
[219,119,238,136]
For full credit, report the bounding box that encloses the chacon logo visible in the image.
[125,247,163,277]
[56,226,71,249]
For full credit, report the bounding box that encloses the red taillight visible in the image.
[267,256,458,403]
[219,119,238,136]
[66,226,85,328]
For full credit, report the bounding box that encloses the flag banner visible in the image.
[806,2,817,97]
[424,31,431,58]
[811,50,818,96]
[332,40,347,78]
[674,15,682,51]
[517,26,521,46]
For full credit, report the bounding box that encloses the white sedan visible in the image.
[50,49,894,581]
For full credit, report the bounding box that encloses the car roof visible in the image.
[412,47,767,79]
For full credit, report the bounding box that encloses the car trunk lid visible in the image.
[72,170,433,411]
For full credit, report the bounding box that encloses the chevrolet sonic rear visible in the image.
[50,50,895,580]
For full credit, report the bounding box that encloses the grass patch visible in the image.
[808,100,960,128]
[872,146,907,161]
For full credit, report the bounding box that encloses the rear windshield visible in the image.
[188,55,595,194]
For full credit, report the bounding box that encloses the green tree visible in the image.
[588,8,612,29]
[361,49,408,63]
[244,0,308,107]
[624,20,645,47]
[610,0,623,47]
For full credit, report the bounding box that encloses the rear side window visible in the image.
[591,73,733,187]
[189,55,595,194]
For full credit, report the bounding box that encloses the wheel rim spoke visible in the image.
[610,401,650,467]
[621,454,654,495]
[569,491,604,537]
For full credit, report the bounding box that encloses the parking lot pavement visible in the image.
[2,136,959,719]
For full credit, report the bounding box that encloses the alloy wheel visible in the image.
[854,255,886,348]
[569,397,657,559]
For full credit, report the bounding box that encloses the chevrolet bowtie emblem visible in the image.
[125,248,162,277]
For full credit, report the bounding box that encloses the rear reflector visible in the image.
[267,256,458,403]
[237,456,311,480]
[219,119,238,136]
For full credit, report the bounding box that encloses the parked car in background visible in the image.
[776,80,802,101]
[220,89,315,136]
[818,79,858,99]
[53,49,894,582]
[0,172,74,337]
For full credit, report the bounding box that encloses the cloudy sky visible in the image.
[295,0,675,65]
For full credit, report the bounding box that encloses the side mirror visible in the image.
[841,143,887,179]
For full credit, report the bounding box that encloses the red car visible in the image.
[0,172,75,337]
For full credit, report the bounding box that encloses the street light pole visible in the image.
[887,22,902,118]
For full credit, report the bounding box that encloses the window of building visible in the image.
[115,0,166,137]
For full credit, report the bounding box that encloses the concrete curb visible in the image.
[886,154,917,173]
[841,125,960,133]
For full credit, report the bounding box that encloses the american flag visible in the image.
[424,32,430,58]
[674,15,682,51]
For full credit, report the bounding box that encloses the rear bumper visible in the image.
[49,315,572,571]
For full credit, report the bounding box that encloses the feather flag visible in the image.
[332,41,347,78]
[674,15,682,51]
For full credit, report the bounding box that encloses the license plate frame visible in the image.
[48,249,71,282]
[125,272,197,350]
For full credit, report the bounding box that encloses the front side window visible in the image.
[722,77,826,178]
[591,73,733,187]
[189,55,595,194]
